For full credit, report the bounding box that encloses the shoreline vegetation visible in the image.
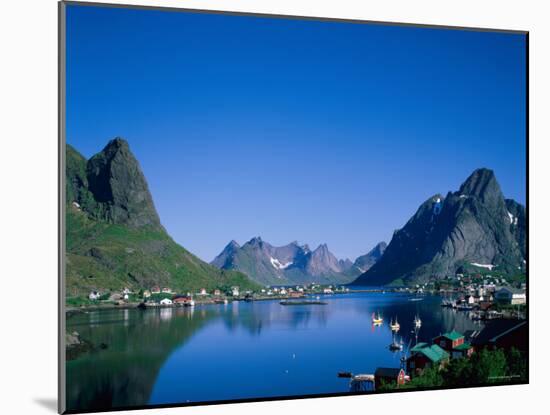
[66,287,390,312]
[379,347,527,391]
[66,264,526,313]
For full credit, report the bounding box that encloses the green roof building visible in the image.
[433,330,466,352]
[407,343,449,376]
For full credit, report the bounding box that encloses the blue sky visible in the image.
[66,5,526,262]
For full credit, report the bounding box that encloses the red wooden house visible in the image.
[374,367,406,388]
[433,330,473,359]
[433,330,464,351]
[173,295,192,305]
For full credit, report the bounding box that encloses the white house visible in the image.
[88,291,100,300]
[231,286,240,297]
[280,288,288,295]
[495,287,526,305]
[160,298,173,305]
[323,288,334,294]
[198,288,207,296]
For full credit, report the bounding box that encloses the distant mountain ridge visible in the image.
[352,168,526,286]
[353,242,387,273]
[65,138,259,297]
[211,238,386,285]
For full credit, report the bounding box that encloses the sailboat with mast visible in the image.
[372,311,383,325]
[390,316,400,331]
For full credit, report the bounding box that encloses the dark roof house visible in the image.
[470,319,527,351]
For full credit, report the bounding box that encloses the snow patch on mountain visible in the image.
[470,263,495,270]
[270,257,293,270]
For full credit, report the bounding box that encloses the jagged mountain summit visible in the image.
[352,168,526,286]
[353,242,387,273]
[211,238,386,286]
[65,138,258,296]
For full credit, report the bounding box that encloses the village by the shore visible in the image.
[68,267,527,391]
[73,266,526,317]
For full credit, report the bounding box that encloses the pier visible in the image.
[349,374,375,392]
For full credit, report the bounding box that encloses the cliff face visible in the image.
[353,169,526,286]
[65,139,258,296]
[75,138,163,230]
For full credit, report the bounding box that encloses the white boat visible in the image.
[390,317,400,331]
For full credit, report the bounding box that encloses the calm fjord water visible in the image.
[66,292,482,411]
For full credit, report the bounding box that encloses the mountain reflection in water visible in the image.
[66,292,483,411]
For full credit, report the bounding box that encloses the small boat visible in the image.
[414,315,422,328]
[280,300,327,306]
[338,371,353,378]
[372,312,383,325]
[390,317,400,331]
[389,338,403,351]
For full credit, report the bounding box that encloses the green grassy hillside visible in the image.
[65,140,259,299]
[66,206,258,297]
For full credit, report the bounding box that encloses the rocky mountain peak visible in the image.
[370,241,387,256]
[85,137,163,230]
[211,238,381,285]
[458,168,503,204]
[307,243,341,275]
[246,236,264,247]
[227,240,240,249]
[315,243,329,253]
[353,168,525,286]
[354,241,388,272]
